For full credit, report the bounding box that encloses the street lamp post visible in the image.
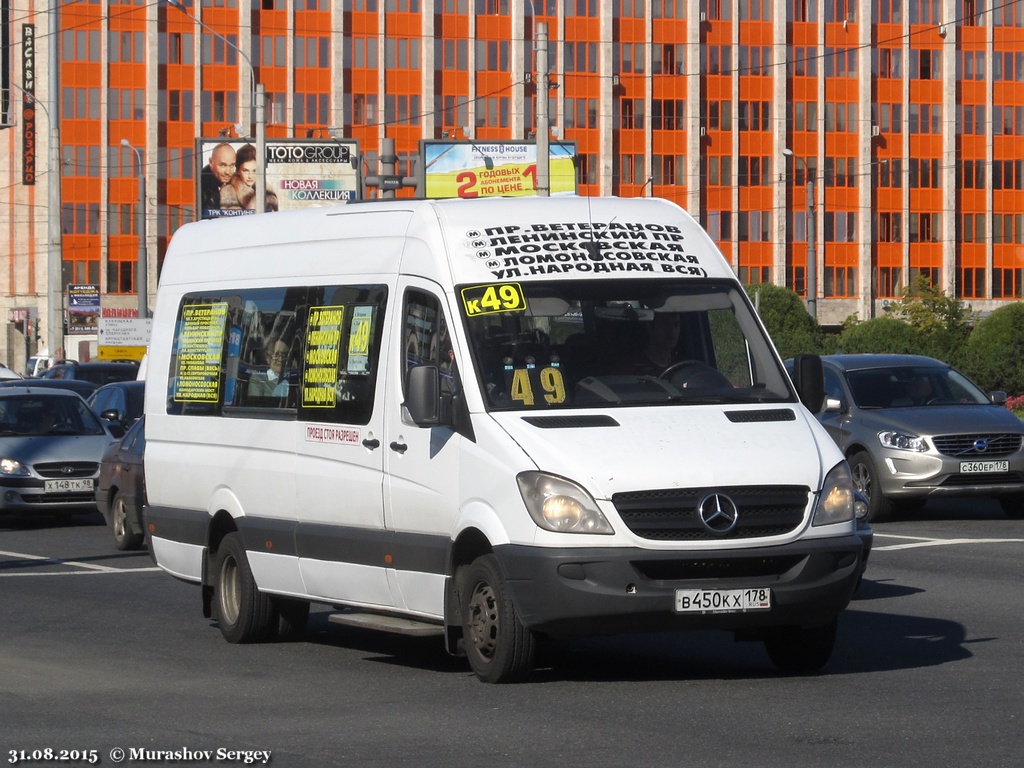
[167,0,265,213]
[120,139,148,318]
[783,149,817,319]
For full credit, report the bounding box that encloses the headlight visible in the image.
[517,471,614,534]
[812,461,855,527]
[0,458,30,476]
[878,431,928,452]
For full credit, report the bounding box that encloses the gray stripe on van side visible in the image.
[148,509,449,576]
[145,505,208,547]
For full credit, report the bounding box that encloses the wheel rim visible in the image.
[219,555,241,626]
[112,499,126,540]
[466,579,499,661]
[851,462,871,499]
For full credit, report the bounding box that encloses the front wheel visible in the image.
[459,555,536,683]
[214,532,273,644]
[763,617,838,674]
[849,450,893,523]
[111,491,144,551]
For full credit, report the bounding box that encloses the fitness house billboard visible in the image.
[196,138,361,220]
[421,140,577,199]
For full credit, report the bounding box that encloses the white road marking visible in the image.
[0,549,161,576]
[872,533,1024,551]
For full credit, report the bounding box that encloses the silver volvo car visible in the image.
[806,354,1024,522]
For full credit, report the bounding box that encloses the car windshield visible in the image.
[0,394,107,436]
[845,366,993,409]
[459,278,795,411]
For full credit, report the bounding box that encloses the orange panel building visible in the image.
[1,0,1022,367]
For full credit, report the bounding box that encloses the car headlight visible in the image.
[517,471,614,534]
[0,458,30,476]
[878,431,928,452]
[812,461,855,527]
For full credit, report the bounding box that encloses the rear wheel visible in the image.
[849,450,893,523]
[763,617,838,674]
[459,555,536,683]
[110,491,143,551]
[214,532,273,644]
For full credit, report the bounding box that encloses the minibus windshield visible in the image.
[460,278,795,411]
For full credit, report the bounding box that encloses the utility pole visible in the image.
[535,22,550,197]
[806,180,817,319]
[121,140,148,317]
[47,5,63,359]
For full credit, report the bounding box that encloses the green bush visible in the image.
[836,316,923,355]
[961,303,1024,394]
[745,283,823,359]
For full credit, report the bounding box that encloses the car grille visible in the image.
[611,485,808,541]
[22,491,96,505]
[34,462,100,479]
[932,434,1022,458]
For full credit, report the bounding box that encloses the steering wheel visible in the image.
[659,360,732,389]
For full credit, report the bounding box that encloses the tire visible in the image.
[849,450,893,523]
[999,494,1024,519]
[459,555,536,683]
[111,491,144,551]
[213,532,273,644]
[763,617,838,674]
[270,597,310,642]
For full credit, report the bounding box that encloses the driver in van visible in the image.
[614,312,683,376]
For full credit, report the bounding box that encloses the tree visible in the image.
[744,283,823,359]
[886,275,974,364]
[961,303,1024,394]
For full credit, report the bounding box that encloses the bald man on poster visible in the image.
[200,142,236,217]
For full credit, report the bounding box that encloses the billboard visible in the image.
[67,284,100,335]
[421,140,577,199]
[196,138,360,220]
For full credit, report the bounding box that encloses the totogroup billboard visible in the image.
[421,140,577,199]
[196,138,361,220]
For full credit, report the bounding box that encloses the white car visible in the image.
[0,364,23,381]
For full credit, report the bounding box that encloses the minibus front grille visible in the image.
[611,486,808,541]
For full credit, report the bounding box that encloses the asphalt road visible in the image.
[1,500,1022,768]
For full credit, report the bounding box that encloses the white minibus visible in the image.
[144,196,863,682]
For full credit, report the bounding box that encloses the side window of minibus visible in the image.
[403,290,455,396]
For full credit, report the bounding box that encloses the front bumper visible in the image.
[876,450,1024,499]
[0,479,99,515]
[494,534,863,638]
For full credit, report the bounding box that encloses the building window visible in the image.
[877,267,902,298]
[877,212,902,243]
[825,211,857,242]
[824,266,857,298]
[789,47,818,77]
[909,213,941,242]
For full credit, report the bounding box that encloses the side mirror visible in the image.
[990,391,1007,406]
[100,408,123,424]
[792,354,825,413]
[405,364,440,426]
